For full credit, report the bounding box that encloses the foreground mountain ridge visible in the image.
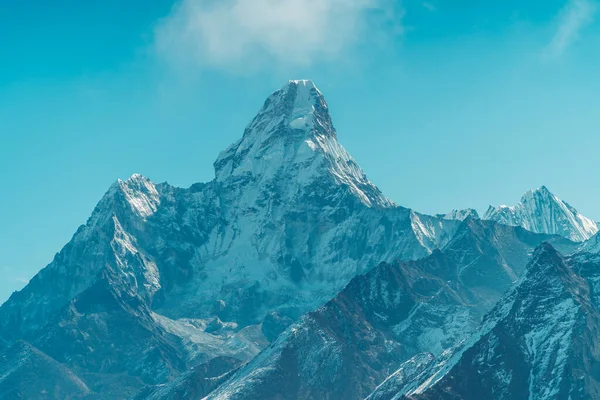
[389,244,600,400]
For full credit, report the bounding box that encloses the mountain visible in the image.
[386,244,600,400]
[483,186,598,242]
[0,341,91,400]
[2,80,594,400]
[0,80,460,396]
[204,219,576,400]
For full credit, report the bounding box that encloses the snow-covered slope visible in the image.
[483,186,598,242]
[203,219,575,400]
[0,80,459,396]
[214,80,394,209]
[397,244,600,400]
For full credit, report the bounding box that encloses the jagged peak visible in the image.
[288,79,317,87]
[213,81,393,208]
[483,186,598,242]
[114,174,160,218]
[518,242,589,301]
[283,79,321,101]
[530,241,561,263]
[118,173,150,184]
[521,185,556,203]
[244,79,332,137]
[90,174,160,224]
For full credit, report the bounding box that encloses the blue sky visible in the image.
[1,0,599,302]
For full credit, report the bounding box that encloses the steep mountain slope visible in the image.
[133,357,244,400]
[483,186,598,242]
[365,354,436,400]
[0,80,459,396]
[0,341,91,400]
[395,244,600,400]
[204,219,575,400]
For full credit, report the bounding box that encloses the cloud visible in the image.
[154,0,402,71]
[421,2,437,12]
[547,0,597,56]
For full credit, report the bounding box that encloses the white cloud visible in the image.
[421,2,437,12]
[547,0,596,56]
[154,0,401,71]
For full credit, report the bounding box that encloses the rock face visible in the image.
[388,244,600,400]
[483,186,598,242]
[204,219,574,400]
[0,81,459,396]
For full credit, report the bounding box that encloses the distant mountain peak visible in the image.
[483,186,598,242]
[438,208,479,221]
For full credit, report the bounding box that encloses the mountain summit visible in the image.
[214,80,393,208]
[483,186,598,242]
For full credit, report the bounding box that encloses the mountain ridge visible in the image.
[398,243,600,399]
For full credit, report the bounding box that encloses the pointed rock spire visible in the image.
[213,80,394,208]
[483,186,598,242]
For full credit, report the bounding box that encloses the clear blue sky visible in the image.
[1,0,599,302]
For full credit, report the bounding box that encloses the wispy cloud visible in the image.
[421,2,437,12]
[547,0,597,56]
[154,0,402,72]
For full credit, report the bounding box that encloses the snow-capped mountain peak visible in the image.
[84,173,160,231]
[214,80,394,208]
[483,186,598,242]
[115,174,160,218]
